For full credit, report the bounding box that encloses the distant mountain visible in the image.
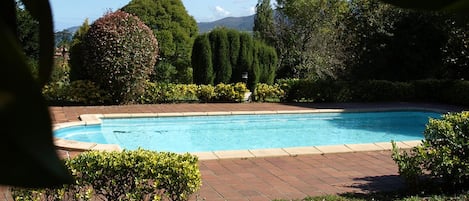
[198,15,254,33]
[54,26,79,46]
[60,14,254,38]
[64,26,80,34]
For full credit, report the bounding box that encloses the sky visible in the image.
[49,0,257,31]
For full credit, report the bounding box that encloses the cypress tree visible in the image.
[256,41,277,85]
[253,0,275,45]
[209,28,232,84]
[237,32,254,84]
[191,34,214,85]
[227,29,240,82]
[250,41,261,90]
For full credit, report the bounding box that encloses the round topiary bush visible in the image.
[82,10,158,104]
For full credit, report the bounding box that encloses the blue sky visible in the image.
[49,0,257,31]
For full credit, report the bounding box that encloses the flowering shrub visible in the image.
[254,83,285,102]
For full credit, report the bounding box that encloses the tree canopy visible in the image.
[121,0,198,83]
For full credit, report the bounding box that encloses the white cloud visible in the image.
[248,6,256,15]
[214,6,231,17]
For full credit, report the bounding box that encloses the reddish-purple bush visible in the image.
[82,10,158,104]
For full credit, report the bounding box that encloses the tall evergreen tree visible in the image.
[209,28,232,84]
[237,32,254,84]
[192,34,214,85]
[69,19,89,81]
[227,29,240,82]
[253,0,275,45]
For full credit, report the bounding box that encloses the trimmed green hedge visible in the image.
[44,79,469,106]
[12,149,201,201]
[278,79,469,106]
[140,81,249,103]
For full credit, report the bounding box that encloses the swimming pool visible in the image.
[54,110,441,153]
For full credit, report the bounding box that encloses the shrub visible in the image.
[64,80,111,105]
[392,112,469,188]
[214,83,249,102]
[353,80,414,102]
[254,83,285,102]
[82,10,159,104]
[12,149,202,201]
[140,82,198,104]
[197,84,216,102]
[43,80,110,105]
[277,79,469,105]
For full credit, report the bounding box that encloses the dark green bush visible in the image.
[446,80,469,106]
[12,149,201,201]
[277,79,469,105]
[411,79,451,103]
[43,80,110,105]
[392,112,469,188]
[353,80,414,102]
[82,10,159,104]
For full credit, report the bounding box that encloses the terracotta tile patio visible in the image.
[2,102,464,201]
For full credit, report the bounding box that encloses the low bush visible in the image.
[12,149,202,201]
[254,83,285,102]
[42,80,110,105]
[214,82,249,102]
[140,81,199,103]
[392,112,469,189]
[197,84,216,102]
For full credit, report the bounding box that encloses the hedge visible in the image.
[44,79,469,106]
[12,149,201,201]
[278,79,469,106]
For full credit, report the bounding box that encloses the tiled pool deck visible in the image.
[2,102,465,201]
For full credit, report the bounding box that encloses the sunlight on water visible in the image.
[55,111,442,153]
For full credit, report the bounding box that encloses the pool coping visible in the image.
[53,107,452,160]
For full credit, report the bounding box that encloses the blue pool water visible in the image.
[54,111,442,153]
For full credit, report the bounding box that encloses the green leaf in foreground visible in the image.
[0,0,73,187]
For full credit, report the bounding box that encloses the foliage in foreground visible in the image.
[392,112,469,190]
[12,149,201,201]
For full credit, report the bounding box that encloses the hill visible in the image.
[60,14,255,38]
[198,15,254,33]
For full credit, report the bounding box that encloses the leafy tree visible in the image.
[253,0,275,45]
[441,14,469,79]
[16,1,39,61]
[69,19,89,81]
[121,0,198,83]
[274,0,349,79]
[341,0,464,81]
[82,10,159,104]
[192,33,214,85]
